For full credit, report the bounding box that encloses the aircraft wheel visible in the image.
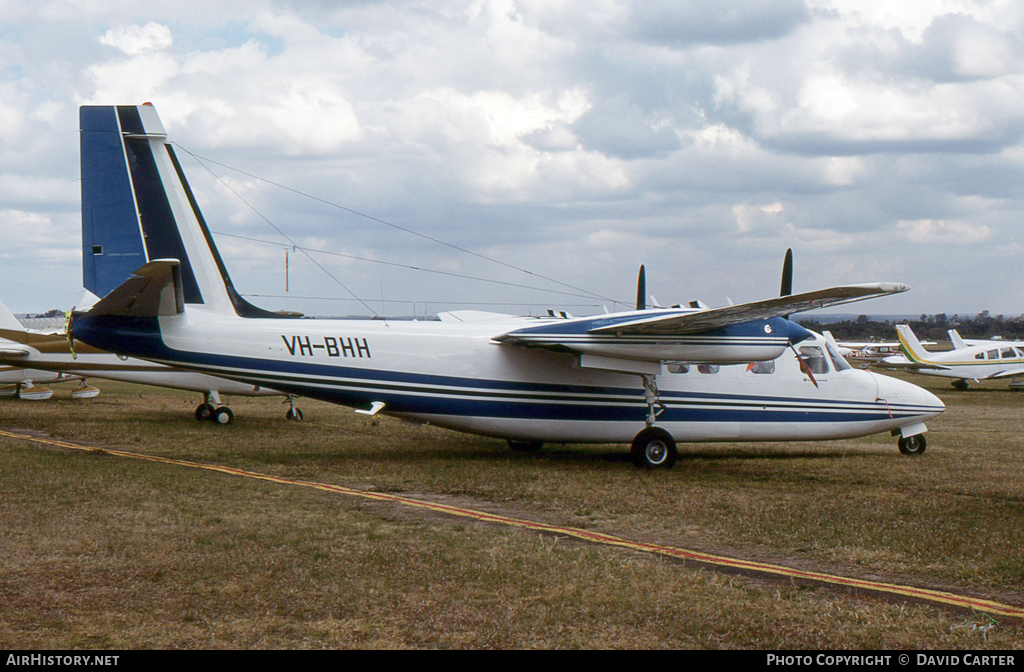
[631,427,677,470]
[898,434,926,455]
[951,379,969,391]
[212,406,234,425]
[195,403,215,421]
[507,439,543,452]
[285,408,304,421]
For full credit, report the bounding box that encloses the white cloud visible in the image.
[896,219,991,243]
[1,1,1024,314]
[99,22,173,56]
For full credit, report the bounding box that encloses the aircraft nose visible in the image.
[877,375,945,420]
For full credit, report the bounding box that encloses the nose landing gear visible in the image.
[897,433,927,455]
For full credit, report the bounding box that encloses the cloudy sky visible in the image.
[2,0,1024,318]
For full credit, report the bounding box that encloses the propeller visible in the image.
[780,248,793,297]
[63,309,77,360]
[778,248,817,386]
[636,264,646,311]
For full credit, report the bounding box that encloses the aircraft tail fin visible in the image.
[0,297,26,333]
[948,329,968,350]
[896,324,933,364]
[79,104,283,318]
[822,330,847,355]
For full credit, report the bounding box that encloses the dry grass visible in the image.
[0,374,1021,649]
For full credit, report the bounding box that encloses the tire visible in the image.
[285,408,304,421]
[195,403,215,421]
[212,406,234,425]
[898,434,926,455]
[631,427,678,469]
[951,379,969,391]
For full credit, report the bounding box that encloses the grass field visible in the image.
[1,373,1021,649]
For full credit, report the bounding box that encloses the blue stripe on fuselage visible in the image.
[72,313,935,425]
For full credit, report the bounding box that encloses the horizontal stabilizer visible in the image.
[86,259,185,318]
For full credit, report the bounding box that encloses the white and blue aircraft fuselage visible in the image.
[70,104,944,468]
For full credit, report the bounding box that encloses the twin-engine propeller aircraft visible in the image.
[888,324,1024,390]
[70,104,945,467]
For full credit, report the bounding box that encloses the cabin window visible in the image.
[826,341,853,371]
[748,360,775,374]
[697,364,720,374]
[1001,348,1016,359]
[667,363,689,374]
[798,346,830,374]
[987,349,999,360]
[976,352,985,360]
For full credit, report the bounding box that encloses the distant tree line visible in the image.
[798,312,1024,342]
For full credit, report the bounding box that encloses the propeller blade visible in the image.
[791,343,819,388]
[64,309,77,360]
[636,265,646,311]
[780,248,793,297]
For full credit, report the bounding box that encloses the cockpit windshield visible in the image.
[825,341,853,372]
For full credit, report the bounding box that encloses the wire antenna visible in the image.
[174,144,619,306]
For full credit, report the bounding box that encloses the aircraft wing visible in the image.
[883,361,951,372]
[0,344,29,358]
[495,283,907,366]
[986,369,1024,380]
[584,283,907,336]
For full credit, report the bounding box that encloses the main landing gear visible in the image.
[284,395,304,421]
[504,374,680,469]
[195,391,234,425]
[631,426,678,469]
[631,374,677,469]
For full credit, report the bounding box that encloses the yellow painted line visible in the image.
[3,427,1023,621]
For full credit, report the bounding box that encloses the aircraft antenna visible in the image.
[180,149,382,317]
[212,230,610,303]
[175,145,619,306]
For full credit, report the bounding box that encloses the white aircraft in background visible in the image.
[946,328,1015,351]
[888,324,1024,390]
[70,104,944,467]
[0,294,293,420]
[0,302,88,400]
[826,333,934,369]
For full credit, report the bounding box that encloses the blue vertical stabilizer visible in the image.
[80,106,148,299]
